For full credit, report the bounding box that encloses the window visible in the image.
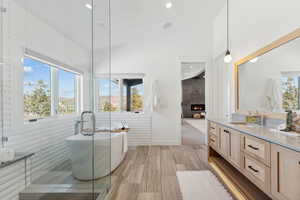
[97,79,120,112]
[58,69,76,115]
[96,76,144,113]
[23,56,81,121]
[282,76,299,110]
[124,79,144,112]
[24,58,51,120]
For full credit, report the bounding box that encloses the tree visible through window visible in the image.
[97,77,144,112]
[130,84,143,112]
[24,58,51,120]
[282,77,299,110]
[23,56,80,121]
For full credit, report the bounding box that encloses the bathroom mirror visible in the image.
[236,28,300,113]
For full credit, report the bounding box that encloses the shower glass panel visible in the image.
[92,0,112,196]
[0,0,3,149]
[1,0,111,199]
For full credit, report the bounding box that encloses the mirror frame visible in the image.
[234,28,300,115]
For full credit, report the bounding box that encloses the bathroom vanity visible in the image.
[208,28,300,200]
[207,119,300,200]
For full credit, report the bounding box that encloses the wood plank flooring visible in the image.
[20,122,209,200]
[20,145,208,200]
[106,145,209,200]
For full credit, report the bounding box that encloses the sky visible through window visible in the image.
[24,57,76,98]
[24,57,51,94]
[98,79,144,96]
[58,69,75,98]
[98,79,120,96]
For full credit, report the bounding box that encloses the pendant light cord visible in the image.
[226,0,229,50]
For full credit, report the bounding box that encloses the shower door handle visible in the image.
[80,111,96,136]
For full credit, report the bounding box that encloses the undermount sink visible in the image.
[269,129,300,137]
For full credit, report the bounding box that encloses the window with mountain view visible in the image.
[97,77,144,112]
[58,69,76,115]
[23,56,80,122]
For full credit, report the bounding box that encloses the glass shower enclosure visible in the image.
[0,0,111,199]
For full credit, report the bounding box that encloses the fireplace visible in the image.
[191,104,205,111]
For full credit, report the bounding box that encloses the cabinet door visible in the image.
[229,130,241,169]
[271,144,300,200]
[219,127,230,158]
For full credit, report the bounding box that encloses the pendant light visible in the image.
[224,0,232,63]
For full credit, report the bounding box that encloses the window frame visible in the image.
[95,73,145,113]
[23,54,82,122]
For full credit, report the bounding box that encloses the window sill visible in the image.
[24,114,79,125]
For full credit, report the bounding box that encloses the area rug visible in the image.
[176,171,233,200]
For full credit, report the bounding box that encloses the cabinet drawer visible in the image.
[209,122,218,135]
[242,135,271,166]
[242,154,271,193]
[209,134,219,150]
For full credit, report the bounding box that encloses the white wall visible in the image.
[210,0,300,117]
[96,22,214,145]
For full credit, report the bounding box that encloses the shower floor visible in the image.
[19,160,109,200]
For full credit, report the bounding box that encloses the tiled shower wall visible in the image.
[0,61,76,200]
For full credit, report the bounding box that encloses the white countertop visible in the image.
[208,118,300,152]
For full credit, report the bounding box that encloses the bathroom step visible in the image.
[19,184,105,200]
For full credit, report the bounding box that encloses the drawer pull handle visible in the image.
[210,139,215,143]
[248,145,259,150]
[224,130,230,133]
[248,165,259,173]
[211,127,215,130]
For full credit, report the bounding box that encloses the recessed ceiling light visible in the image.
[165,2,173,9]
[85,3,92,10]
[162,22,173,30]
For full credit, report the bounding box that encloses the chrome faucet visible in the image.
[80,111,96,136]
[74,120,82,135]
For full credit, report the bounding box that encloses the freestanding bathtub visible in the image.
[66,131,128,180]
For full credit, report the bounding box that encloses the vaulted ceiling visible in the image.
[14,0,224,51]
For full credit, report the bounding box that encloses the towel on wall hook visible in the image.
[152,80,161,112]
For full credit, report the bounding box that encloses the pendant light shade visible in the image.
[224,0,232,63]
[224,49,232,63]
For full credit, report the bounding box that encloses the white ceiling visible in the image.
[14,0,224,51]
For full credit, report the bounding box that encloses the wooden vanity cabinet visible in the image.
[271,144,300,200]
[208,121,300,200]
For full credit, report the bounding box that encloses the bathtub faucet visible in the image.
[74,120,85,135]
[80,111,96,136]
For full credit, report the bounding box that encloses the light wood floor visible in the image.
[107,144,209,200]
[181,120,206,145]
[21,121,270,200]
[21,123,211,200]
